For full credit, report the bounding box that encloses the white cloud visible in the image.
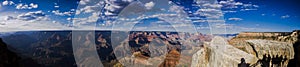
[54,5,59,8]
[243,4,259,8]
[52,10,74,16]
[223,10,237,13]
[16,3,38,9]
[79,5,100,13]
[73,12,100,25]
[30,3,38,8]
[102,0,133,16]
[214,23,234,28]
[235,2,243,5]
[76,1,104,15]
[0,20,70,32]
[240,4,259,11]
[4,16,16,20]
[240,9,257,11]
[202,3,222,8]
[67,17,72,21]
[17,11,48,21]
[219,0,243,9]
[228,18,243,21]
[253,5,259,8]
[281,15,290,19]
[79,0,90,5]
[196,8,223,19]
[145,1,155,9]
[217,0,259,12]
[0,11,70,32]
[194,1,226,19]
[2,1,14,6]
[169,5,184,13]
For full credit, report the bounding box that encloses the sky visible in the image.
[0,0,299,34]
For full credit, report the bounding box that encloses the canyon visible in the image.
[0,30,299,67]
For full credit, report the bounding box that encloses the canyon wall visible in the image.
[192,30,299,67]
[192,36,258,67]
[229,30,300,67]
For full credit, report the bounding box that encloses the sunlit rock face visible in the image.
[192,30,298,67]
[192,36,258,67]
[237,32,290,39]
[229,30,300,67]
[246,40,294,67]
[114,31,207,67]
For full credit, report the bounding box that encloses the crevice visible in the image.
[247,42,259,58]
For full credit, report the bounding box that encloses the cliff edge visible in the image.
[229,30,300,67]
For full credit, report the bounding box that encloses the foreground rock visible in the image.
[192,36,258,67]
[229,30,300,67]
[192,33,296,67]
[246,40,294,67]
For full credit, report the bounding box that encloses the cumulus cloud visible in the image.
[192,0,259,21]
[218,0,259,12]
[202,3,222,9]
[145,1,155,9]
[73,12,100,25]
[2,1,14,6]
[78,5,101,14]
[193,0,225,20]
[16,3,38,9]
[17,11,48,21]
[228,18,243,21]
[30,3,38,8]
[52,10,74,16]
[219,0,243,9]
[75,0,105,15]
[0,11,71,32]
[196,7,223,19]
[102,0,133,16]
[281,15,290,19]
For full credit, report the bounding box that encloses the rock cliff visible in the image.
[229,30,300,67]
[192,36,258,67]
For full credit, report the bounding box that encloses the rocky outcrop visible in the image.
[229,30,300,67]
[192,36,258,67]
[192,34,297,67]
[237,32,290,38]
[246,40,294,67]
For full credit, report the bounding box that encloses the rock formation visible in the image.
[192,36,258,67]
[246,40,294,67]
[0,31,211,67]
[229,30,300,67]
[191,30,299,67]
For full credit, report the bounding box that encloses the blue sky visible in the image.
[0,0,299,34]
